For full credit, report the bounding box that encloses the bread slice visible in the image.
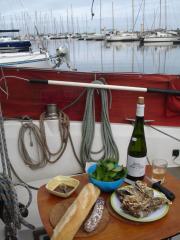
[51,183,100,240]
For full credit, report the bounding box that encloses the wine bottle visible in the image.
[126,96,147,181]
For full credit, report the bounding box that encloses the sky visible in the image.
[0,0,180,34]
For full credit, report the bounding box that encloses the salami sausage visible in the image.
[84,198,105,232]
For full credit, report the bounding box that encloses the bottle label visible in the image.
[127,155,147,177]
[136,104,144,117]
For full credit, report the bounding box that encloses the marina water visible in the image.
[33,39,180,74]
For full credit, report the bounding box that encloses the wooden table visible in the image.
[37,168,180,240]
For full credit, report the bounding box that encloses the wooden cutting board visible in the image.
[49,197,110,237]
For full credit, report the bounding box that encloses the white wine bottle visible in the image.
[126,96,147,181]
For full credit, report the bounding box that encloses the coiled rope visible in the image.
[18,121,48,170]
[80,79,119,168]
[18,110,84,170]
[0,105,34,240]
[40,111,69,163]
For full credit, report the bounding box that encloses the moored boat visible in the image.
[0,37,31,52]
[106,32,140,42]
[0,29,53,69]
[141,31,180,44]
[0,51,52,68]
[90,33,105,41]
[0,30,31,53]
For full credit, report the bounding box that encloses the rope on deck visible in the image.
[0,104,34,240]
[80,79,119,168]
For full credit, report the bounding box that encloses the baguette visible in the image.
[51,183,100,240]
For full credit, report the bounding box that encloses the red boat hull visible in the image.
[0,66,180,126]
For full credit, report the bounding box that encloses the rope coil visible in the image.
[0,105,34,240]
[18,122,47,169]
[80,79,119,168]
[40,111,69,163]
[18,109,84,170]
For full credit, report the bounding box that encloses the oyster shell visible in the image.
[116,180,170,218]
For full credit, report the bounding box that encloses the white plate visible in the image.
[110,186,169,222]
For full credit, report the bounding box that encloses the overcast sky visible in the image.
[0,0,180,34]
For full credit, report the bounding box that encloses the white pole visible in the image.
[48,80,147,92]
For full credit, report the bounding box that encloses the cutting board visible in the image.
[49,197,110,237]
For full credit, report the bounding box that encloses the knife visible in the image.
[124,177,175,201]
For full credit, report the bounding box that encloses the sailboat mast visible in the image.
[76,17,80,34]
[159,0,162,29]
[71,4,74,34]
[100,0,102,33]
[165,0,167,30]
[142,0,145,32]
[66,8,69,34]
[86,15,88,34]
[132,0,134,32]
[112,1,115,33]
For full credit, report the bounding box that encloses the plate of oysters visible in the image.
[111,181,171,222]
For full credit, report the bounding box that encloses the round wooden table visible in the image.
[37,168,180,240]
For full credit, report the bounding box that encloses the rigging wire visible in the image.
[127,119,180,142]
[146,124,180,142]
[133,0,144,31]
[0,68,9,98]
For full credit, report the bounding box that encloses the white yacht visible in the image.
[106,32,140,42]
[0,50,51,68]
[91,33,106,41]
[142,31,180,43]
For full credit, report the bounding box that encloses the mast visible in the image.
[86,15,88,34]
[60,16,65,34]
[76,17,80,34]
[127,18,129,32]
[100,0,102,33]
[71,4,74,34]
[152,9,156,30]
[165,0,167,30]
[50,10,53,35]
[132,0,134,32]
[159,0,162,29]
[142,0,145,32]
[66,8,69,34]
[112,1,115,33]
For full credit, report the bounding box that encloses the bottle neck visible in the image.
[136,103,145,118]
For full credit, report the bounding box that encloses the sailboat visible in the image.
[106,0,139,42]
[0,50,52,68]
[141,0,180,44]
[0,29,52,68]
[106,32,140,42]
[89,0,105,41]
[141,31,180,43]
[0,29,31,53]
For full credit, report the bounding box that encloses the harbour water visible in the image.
[33,39,180,74]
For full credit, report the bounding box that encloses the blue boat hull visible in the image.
[0,40,31,52]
